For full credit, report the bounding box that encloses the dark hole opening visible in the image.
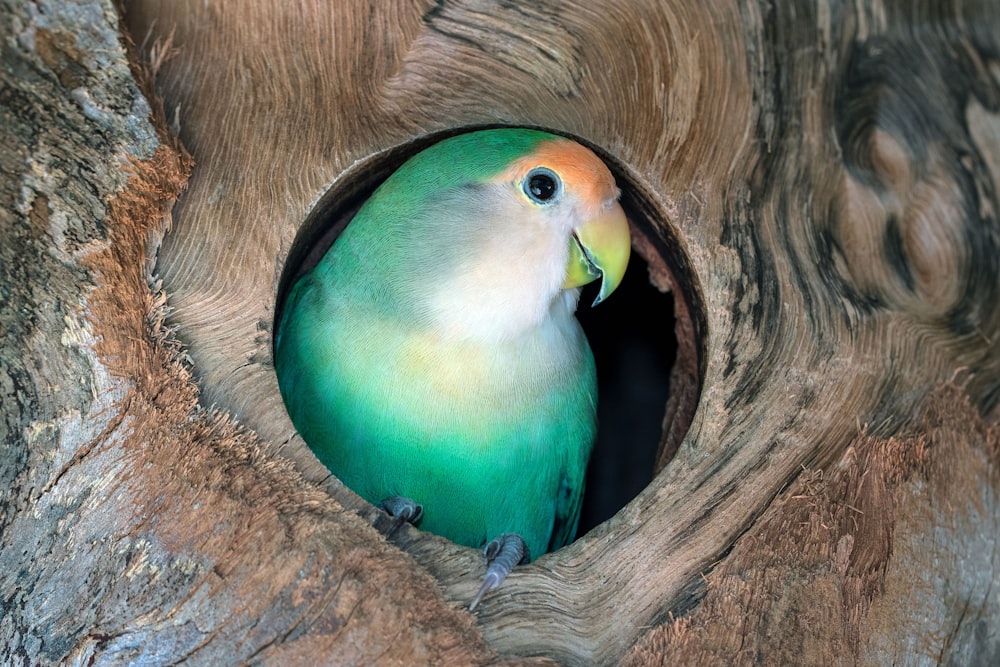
[576,259,676,533]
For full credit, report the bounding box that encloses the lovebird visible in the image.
[275,128,630,607]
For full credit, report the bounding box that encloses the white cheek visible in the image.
[426,202,574,342]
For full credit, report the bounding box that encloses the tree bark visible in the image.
[1,1,515,665]
[2,0,998,665]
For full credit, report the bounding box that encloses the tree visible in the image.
[2,0,998,664]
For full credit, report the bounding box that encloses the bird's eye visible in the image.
[523,167,561,204]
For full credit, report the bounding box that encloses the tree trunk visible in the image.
[2,0,998,665]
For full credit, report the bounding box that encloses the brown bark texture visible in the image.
[2,0,999,665]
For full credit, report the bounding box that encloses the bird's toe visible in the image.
[469,532,529,610]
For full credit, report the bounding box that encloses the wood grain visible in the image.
[126,0,1000,663]
[1,0,995,663]
[1,1,523,664]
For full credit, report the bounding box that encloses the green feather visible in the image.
[276,129,596,559]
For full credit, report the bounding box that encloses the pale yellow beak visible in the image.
[563,201,631,305]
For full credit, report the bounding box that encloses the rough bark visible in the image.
[1,2,521,665]
[621,383,1000,666]
[2,0,998,665]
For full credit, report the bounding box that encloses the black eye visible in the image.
[524,167,561,204]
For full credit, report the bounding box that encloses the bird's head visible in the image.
[489,137,631,307]
[360,129,631,341]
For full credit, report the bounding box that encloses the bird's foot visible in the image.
[378,496,423,537]
[469,533,530,611]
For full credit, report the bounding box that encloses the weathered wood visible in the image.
[1,1,525,665]
[2,0,998,664]
[621,384,1000,666]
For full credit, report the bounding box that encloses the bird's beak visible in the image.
[564,201,631,305]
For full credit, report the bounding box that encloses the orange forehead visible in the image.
[493,139,619,208]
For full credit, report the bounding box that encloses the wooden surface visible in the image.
[1,1,521,664]
[2,0,998,664]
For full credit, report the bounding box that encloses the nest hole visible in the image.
[276,126,703,546]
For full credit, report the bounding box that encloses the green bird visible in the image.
[275,128,630,607]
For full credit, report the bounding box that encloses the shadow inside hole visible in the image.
[576,257,676,533]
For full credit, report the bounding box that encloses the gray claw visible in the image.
[469,533,529,611]
[379,496,423,524]
[378,496,423,537]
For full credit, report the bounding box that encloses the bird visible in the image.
[275,128,630,608]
